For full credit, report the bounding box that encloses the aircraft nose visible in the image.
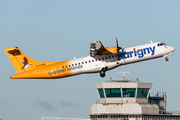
[170,46,175,52]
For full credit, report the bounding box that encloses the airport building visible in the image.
[90,72,180,120]
[42,72,180,120]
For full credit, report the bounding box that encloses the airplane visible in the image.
[4,39,175,79]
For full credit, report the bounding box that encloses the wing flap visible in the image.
[89,41,116,57]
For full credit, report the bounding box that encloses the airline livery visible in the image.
[5,40,175,79]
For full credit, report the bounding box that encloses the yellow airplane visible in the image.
[5,40,175,79]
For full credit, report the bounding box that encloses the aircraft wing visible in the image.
[90,41,115,57]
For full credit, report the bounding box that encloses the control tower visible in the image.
[90,72,180,120]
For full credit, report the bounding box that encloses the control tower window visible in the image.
[123,89,136,97]
[98,89,105,98]
[105,89,121,97]
[137,88,149,98]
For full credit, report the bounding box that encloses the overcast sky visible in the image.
[1,1,180,120]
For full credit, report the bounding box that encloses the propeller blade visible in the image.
[116,37,119,52]
[116,37,122,61]
[116,37,121,52]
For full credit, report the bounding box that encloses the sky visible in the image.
[0,0,180,120]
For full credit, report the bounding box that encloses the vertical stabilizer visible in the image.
[4,47,57,73]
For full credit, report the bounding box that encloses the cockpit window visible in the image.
[157,42,166,46]
[163,43,166,45]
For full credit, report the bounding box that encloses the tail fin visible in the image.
[4,47,57,73]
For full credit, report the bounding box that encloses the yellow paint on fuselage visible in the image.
[5,46,117,79]
[11,60,72,79]
[5,47,74,79]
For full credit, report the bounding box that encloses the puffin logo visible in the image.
[21,57,32,70]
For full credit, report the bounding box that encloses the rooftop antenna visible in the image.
[117,72,130,80]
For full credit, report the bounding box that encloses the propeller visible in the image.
[116,37,122,60]
[116,37,122,51]
[116,38,121,51]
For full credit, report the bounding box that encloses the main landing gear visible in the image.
[100,67,107,77]
[100,70,105,77]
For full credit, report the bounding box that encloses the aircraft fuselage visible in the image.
[9,42,175,79]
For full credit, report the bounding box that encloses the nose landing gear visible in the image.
[164,52,173,62]
[165,57,169,61]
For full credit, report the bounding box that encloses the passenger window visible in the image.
[112,55,114,58]
[102,58,104,60]
[75,63,77,65]
[69,65,71,67]
[92,60,94,62]
[82,62,84,64]
[72,64,74,66]
[99,58,101,61]
[89,61,91,63]
[109,56,111,59]
[85,61,87,63]
[106,57,108,59]
[62,66,64,68]
[78,63,80,65]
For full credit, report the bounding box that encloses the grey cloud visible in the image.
[33,100,57,112]
[59,99,81,108]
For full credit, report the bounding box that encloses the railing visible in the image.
[41,117,90,120]
[166,111,180,114]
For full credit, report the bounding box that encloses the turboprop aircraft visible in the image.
[4,39,175,79]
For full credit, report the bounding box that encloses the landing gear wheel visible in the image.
[165,58,169,61]
[100,70,105,77]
